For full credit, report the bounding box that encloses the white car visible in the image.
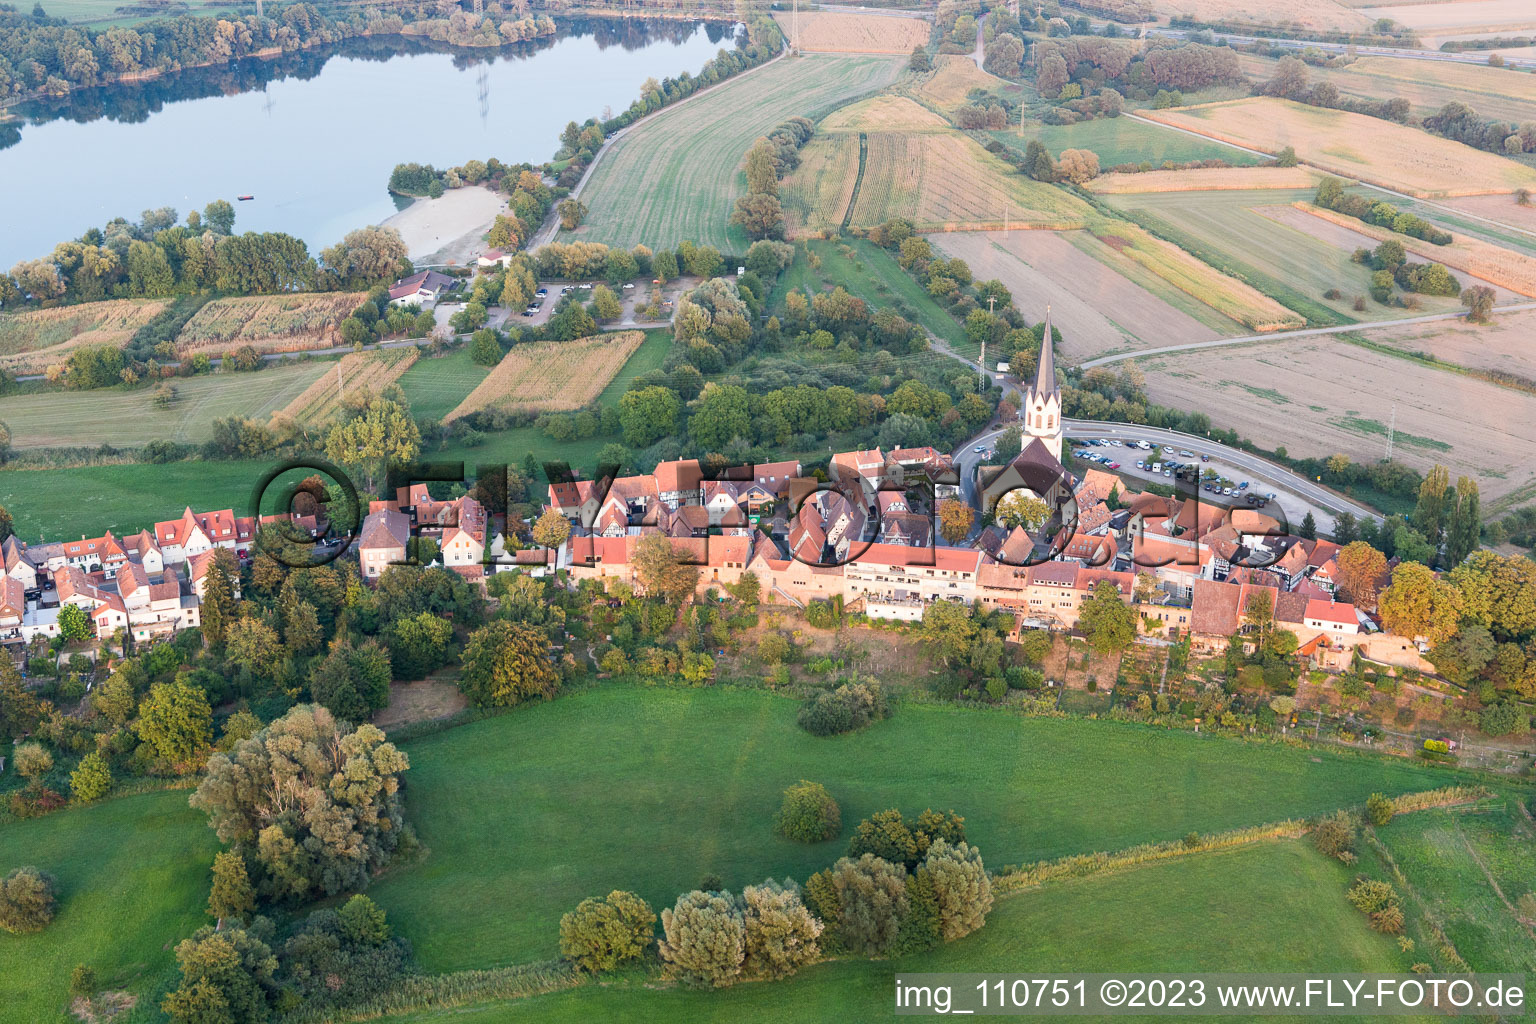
[974,446,985,453]
[622,283,636,290]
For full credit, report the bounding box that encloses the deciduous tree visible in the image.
[458,620,558,708]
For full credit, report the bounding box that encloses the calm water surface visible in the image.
[0,21,735,266]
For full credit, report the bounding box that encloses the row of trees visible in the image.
[0,2,555,102]
[5,212,409,310]
[730,117,814,241]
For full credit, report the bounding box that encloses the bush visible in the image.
[281,896,412,1010]
[1365,792,1394,827]
[848,808,965,871]
[824,854,909,956]
[741,880,822,980]
[558,890,657,973]
[775,780,841,843]
[0,867,57,933]
[659,890,746,988]
[1347,878,1399,914]
[69,752,112,802]
[796,681,889,736]
[1370,904,1405,934]
[920,840,993,941]
[1312,811,1356,861]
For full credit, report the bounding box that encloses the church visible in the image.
[979,306,1070,513]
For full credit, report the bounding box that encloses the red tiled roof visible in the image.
[1306,598,1358,627]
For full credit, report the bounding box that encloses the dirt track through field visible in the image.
[1138,337,1536,503]
[929,230,1223,362]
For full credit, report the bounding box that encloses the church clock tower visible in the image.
[1022,305,1062,462]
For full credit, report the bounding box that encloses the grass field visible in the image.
[1236,52,1536,125]
[1136,335,1536,503]
[0,299,168,376]
[1085,214,1305,330]
[1376,797,1536,980]
[1087,167,1321,193]
[0,459,294,541]
[997,117,1266,171]
[775,10,931,53]
[846,131,1094,232]
[0,361,331,450]
[0,790,216,1023]
[370,684,1460,973]
[1141,98,1536,197]
[906,54,1011,112]
[568,54,904,252]
[174,292,365,356]
[445,332,644,422]
[398,347,494,422]
[275,347,419,426]
[1098,188,1466,323]
[1297,201,1536,298]
[929,231,1226,360]
[381,840,1415,1023]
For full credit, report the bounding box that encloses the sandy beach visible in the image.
[381,184,508,266]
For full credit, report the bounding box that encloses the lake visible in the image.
[0,19,736,268]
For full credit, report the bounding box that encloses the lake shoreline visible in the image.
[380,186,510,266]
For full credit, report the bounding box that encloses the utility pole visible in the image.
[981,295,996,392]
[792,0,799,55]
[255,0,262,16]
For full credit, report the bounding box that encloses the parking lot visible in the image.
[1071,438,1276,511]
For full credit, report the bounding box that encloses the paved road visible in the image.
[952,417,1379,532]
[1076,301,1536,370]
[1144,25,1536,70]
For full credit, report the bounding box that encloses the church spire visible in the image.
[1034,304,1055,400]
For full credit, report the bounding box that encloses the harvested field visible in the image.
[929,230,1225,360]
[1359,0,1536,39]
[0,299,167,375]
[444,331,644,422]
[1099,188,1467,322]
[175,292,366,356]
[848,131,1095,231]
[776,11,931,53]
[1141,97,1536,197]
[781,133,861,238]
[820,94,949,133]
[1442,194,1536,235]
[1137,338,1536,503]
[1086,217,1304,331]
[908,54,1011,111]
[1087,167,1323,193]
[1297,201,1536,297]
[1145,0,1370,33]
[275,347,420,426]
[1358,307,1536,384]
[571,54,904,252]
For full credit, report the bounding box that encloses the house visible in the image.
[153,507,256,564]
[843,543,983,616]
[1305,598,1361,635]
[0,577,23,643]
[830,448,886,489]
[62,531,129,577]
[476,249,511,269]
[879,511,932,548]
[357,509,411,579]
[702,480,774,525]
[388,270,455,307]
[439,496,489,577]
[653,459,704,508]
[188,550,240,600]
[98,564,200,642]
[1,537,38,591]
[753,460,803,501]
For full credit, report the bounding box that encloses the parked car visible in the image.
[535,288,548,297]
[1107,461,1120,469]
[623,283,636,290]
[1223,488,1233,495]
[1179,449,1193,457]
[1201,454,1210,462]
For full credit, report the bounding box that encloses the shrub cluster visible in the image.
[797,681,890,736]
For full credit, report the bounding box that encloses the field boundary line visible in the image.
[842,131,869,231]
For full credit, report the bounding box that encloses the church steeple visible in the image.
[1021,304,1062,463]
[1033,304,1056,400]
